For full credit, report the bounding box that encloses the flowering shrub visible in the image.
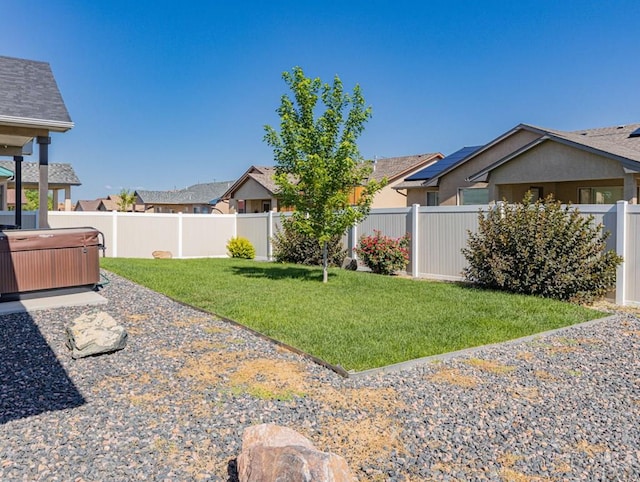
[227,236,256,259]
[356,230,410,275]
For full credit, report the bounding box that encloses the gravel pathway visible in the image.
[1,272,639,481]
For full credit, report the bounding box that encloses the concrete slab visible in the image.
[0,291,108,316]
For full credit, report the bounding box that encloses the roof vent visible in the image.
[617,125,625,129]
[630,127,640,138]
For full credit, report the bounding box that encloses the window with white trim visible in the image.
[458,187,489,205]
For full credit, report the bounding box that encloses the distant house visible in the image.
[0,161,81,211]
[135,181,234,214]
[400,122,640,205]
[74,199,101,212]
[223,154,443,213]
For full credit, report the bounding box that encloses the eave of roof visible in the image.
[467,128,640,182]
[0,166,13,177]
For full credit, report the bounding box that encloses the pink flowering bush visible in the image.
[356,230,410,275]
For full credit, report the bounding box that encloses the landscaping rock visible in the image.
[152,250,172,259]
[237,424,354,482]
[66,311,127,359]
[341,257,358,271]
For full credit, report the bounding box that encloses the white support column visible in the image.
[267,211,273,261]
[178,212,184,258]
[616,200,627,305]
[411,203,420,278]
[350,223,358,259]
[112,210,118,258]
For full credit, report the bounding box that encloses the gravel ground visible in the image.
[1,271,639,481]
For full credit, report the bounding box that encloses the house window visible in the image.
[458,188,489,205]
[237,200,246,214]
[262,201,271,212]
[426,191,439,206]
[529,186,543,201]
[577,187,623,204]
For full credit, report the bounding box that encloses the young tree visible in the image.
[24,189,53,211]
[118,189,137,212]
[264,66,385,282]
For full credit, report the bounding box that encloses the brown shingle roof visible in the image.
[368,153,443,182]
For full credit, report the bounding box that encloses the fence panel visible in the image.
[48,212,117,257]
[0,211,38,229]
[357,208,411,239]
[419,206,480,280]
[117,214,179,258]
[237,214,269,259]
[624,206,640,304]
[182,214,235,257]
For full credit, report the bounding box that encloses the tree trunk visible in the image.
[322,240,328,283]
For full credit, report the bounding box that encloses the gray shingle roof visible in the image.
[136,181,235,205]
[368,153,442,182]
[0,160,80,185]
[0,55,72,127]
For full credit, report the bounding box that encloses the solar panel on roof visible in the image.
[404,146,483,181]
[630,127,640,138]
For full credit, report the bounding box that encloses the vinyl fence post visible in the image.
[267,211,273,261]
[112,210,118,258]
[350,223,358,259]
[178,212,184,258]
[411,203,419,278]
[616,200,627,305]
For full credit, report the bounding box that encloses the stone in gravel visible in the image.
[66,311,127,359]
[237,424,354,482]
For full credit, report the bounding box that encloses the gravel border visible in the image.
[1,272,639,481]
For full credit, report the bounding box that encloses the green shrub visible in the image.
[356,230,410,275]
[272,218,346,266]
[462,194,622,303]
[226,237,255,259]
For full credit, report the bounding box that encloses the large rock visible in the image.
[66,311,127,359]
[237,424,354,482]
[341,257,358,271]
[152,250,172,259]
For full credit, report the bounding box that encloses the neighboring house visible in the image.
[223,153,443,213]
[135,181,234,214]
[75,195,147,212]
[401,122,640,205]
[0,161,81,211]
[74,199,101,212]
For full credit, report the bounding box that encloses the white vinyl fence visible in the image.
[7,201,632,305]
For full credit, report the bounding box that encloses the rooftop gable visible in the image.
[369,152,443,182]
[0,55,73,132]
[136,180,235,205]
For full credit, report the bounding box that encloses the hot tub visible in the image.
[0,227,104,300]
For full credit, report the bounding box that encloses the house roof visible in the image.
[136,181,235,205]
[467,122,640,182]
[369,153,442,182]
[0,160,81,185]
[75,199,101,211]
[0,55,73,133]
[221,166,278,199]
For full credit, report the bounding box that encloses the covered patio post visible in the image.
[13,155,23,228]
[37,136,51,228]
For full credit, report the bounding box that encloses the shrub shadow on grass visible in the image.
[230,264,335,282]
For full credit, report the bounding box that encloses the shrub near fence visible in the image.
[43,201,638,305]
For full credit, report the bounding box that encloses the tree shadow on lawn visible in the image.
[230,263,337,282]
[0,311,85,424]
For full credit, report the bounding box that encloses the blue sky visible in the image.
[2,0,639,201]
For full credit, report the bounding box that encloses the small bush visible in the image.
[272,218,346,266]
[356,230,410,275]
[227,237,255,259]
[462,194,623,303]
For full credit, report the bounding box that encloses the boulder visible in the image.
[152,250,172,259]
[66,311,127,359]
[341,257,358,271]
[237,424,354,482]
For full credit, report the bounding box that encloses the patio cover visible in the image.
[0,55,74,227]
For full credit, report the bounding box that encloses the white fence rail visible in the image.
[5,201,633,305]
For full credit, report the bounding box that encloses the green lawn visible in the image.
[101,258,603,371]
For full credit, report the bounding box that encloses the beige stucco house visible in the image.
[224,153,443,213]
[401,122,640,205]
